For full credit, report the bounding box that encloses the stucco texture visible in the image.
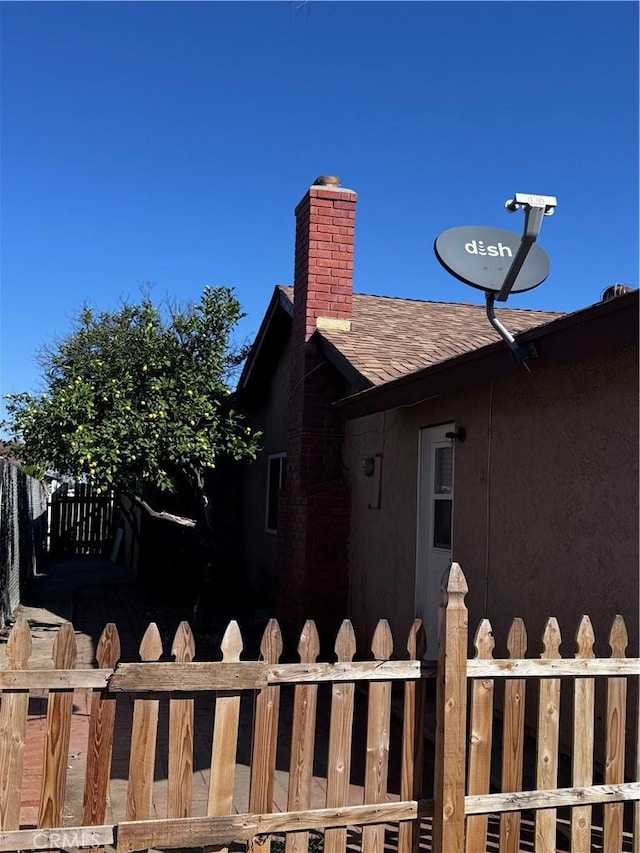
[345,344,639,661]
[241,339,291,601]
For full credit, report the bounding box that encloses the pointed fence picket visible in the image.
[285,620,320,853]
[361,620,394,853]
[126,623,163,821]
[168,621,196,823]
[534,618,562,853]
[0,619,32,831]
[207,621,242,853]
[432,563,468,853]
[83,622,121,825]
[465,618,495,853]
[325,619,357,853]
[571,616,596,849]
[398,618,426,853]
[0,563,638,853]
[604,616,628,851]
[248,618,283,853]
[499,618,527,853]
[38,622,77,828]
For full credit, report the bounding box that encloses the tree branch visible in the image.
[130,494,198,528]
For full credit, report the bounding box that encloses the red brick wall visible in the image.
[277,180,357,643]
[293,183,356,340]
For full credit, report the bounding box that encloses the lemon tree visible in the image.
[4,286,260,533]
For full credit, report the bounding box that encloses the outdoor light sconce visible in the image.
[445,427,466,443]
[361,456,376,477]
[361,454,383,509]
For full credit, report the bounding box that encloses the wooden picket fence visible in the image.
[0,614,430,853]
[435,564,639,853]
[0,562,637,852]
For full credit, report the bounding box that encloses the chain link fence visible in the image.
[0,459,48,626]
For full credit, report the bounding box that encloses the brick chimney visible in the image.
[277,177,357,645]
[293,175,357,340]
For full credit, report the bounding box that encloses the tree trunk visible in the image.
[185,465,219,630]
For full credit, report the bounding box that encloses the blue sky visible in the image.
[1,1,638,412]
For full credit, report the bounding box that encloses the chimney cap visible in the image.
[313,175,341,187]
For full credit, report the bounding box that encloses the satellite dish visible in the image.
[434,226,550,294]
[434,193,558,365]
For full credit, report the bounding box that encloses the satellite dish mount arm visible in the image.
[486,193,558,363]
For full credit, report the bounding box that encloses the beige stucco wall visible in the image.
[345,343,639,662]
[242,340,291,601]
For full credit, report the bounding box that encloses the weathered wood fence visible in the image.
[48,482,115,557]
[0,615,429,853]
[436,564,639,853]
[0,562,637,852]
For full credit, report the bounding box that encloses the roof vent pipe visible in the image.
[602,283,632,301]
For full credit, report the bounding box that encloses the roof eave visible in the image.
[237,287,293,392]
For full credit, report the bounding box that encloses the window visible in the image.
[416,424,455,655]
[432,444,453,549]
[266,454,287,533]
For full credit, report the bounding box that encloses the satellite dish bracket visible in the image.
[485,292,538,364]
[487,192,557,364]
[498,193,557,302]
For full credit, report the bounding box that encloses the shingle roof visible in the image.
[277,286,564,386]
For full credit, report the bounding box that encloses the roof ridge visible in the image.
[352,292,563,314]
[276,284,562,315]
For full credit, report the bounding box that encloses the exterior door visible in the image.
[416,424,455,655]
